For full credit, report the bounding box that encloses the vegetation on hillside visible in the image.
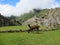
[0,8,49,26]
[17,12,35,23]
[0,14,21,27]
[17,9,49,23]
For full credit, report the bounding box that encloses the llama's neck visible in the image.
[28,24,31,28]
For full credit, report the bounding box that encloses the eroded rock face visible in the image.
[40,8,60,29]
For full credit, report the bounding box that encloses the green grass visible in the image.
[0,25,50,31]
[0,30,60,45]
[0,26,60,45]
[0,26,29,31]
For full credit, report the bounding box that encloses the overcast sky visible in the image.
[0,0,60,16]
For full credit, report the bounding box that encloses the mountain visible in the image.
[22,8,60,29]
[22,16,40,25]
[17,9,49,23]
[0,14,21,27]
[1,7,60,29]
[41,8,60,29]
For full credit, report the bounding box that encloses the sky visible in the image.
[0,0,60,16]
[0,0,19,6]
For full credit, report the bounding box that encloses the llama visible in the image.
[28,24,40,33]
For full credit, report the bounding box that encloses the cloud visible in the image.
[0,0,60,16]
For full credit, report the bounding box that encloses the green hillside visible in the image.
[17,9,49,23]
[0,9,49,26]
[0,14,21,27]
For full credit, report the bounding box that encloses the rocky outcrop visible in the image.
[40,8,60,29]
[22,16,40,26]
[22,8,60,29]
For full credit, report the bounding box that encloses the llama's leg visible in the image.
[28,29,34,33]
[28,29,30,33]
[37,28,39,33]
[30,29,33,33]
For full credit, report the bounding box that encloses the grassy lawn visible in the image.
[0,26,29,31]
[0,26,60,45]
[0,25,49,31]
[0,30,60,45]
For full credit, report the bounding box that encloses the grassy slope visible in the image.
[38,9,49,17]
[0,30,60,45]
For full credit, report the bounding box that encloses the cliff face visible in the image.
[22,8,60,29]
[40,8,60,29]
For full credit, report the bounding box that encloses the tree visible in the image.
[8,15,17,19]
[33,9,42,13]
